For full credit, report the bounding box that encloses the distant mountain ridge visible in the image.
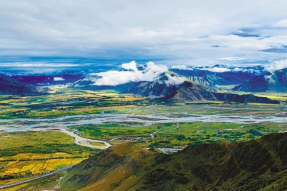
[233,68,287,92]
[74,72,279,104]
[0,76,41,96]
[171,68,262,85]
[7,72,83,86]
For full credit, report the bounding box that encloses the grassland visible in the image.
[216,85,287,101]
[254,92,287,101]
[119,102,287,116]
[0,131,97,185]
[0,132,96,157]
[0,88,286,120]
[0,88,286,189]
[149,122,287,147]
[0,89,145,119]
[69,123,162,141]
[71,122,287,149]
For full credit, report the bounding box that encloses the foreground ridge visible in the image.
[61,133,287,191]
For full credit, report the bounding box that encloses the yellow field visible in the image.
[0,158,85,179]
[26,106,102,117]
[0,131,95,186]
[0,153,73,161]
[254,93,287,101]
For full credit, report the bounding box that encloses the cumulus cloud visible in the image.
[121,61,138,71]
[165,74,185,85]
[266,59,287,71]
[54,77,65,81]
[92,61,185,86]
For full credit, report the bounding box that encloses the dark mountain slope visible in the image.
[159,81,279,104]
[61,133,287,191]
[0,76,41,95]
[233,68,287,92]
[114,80,278,104]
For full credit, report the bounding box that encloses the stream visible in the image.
[0,113,286,149]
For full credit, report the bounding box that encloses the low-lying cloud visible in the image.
[266,59,287,71]
[92,61,184,86]
[208,67,231,73]
[54,77,65,81]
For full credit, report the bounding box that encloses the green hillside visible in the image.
[61,133,287,191]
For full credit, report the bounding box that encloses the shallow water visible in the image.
[0,113,286,133]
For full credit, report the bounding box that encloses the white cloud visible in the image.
[121,61,138,71]
[92,61,170,86]
[219,57,246,61]
[165,74,185,85]
[266,59,287,71]
[233,67,242,72]
[273,19,287,27]
[208,67,231,73]
[54,77,65,81]
[0,0,287,66]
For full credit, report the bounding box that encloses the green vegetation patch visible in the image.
[0,132,96,157]
[72,122,287,149]
[71,123,166,140]
[150,122,286,148]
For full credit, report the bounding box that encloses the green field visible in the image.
[118,102,287,116]
[0,89,145,119]
[71,122,287,148]
[150,122,286,147]
[0,131,96,157]
[69,123,163,140]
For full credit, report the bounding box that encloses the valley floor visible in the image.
[0,89,286,190]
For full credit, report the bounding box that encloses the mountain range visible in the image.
[72,72,279,104]
[170,68,261,86]
[233,68,287,92]
[0,65,286,104]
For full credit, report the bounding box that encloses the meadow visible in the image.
[0,89,145,119]
[1,88,286,120]
[71,122,287,148]
[69,123,160,141]
[119,102,287,116]
[0,131,96,185]
[149,122,287,147]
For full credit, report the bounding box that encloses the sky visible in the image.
[1,0,287,69]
